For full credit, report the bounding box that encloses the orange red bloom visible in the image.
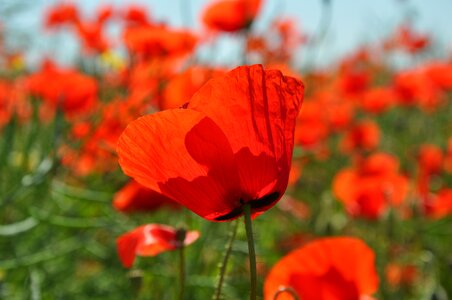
[264,237,379,300]
[113,180,179,213]
[418,144,443,175]
[416,144,444,198]
[333,153,409,219]
[393,68,443,111]
[340,120,380,154]
[25,61,98,119]
[202,0,262,32]
[423,189,452,219]
[45,3,80,28]
[360,87,395,114]
[117,64,304,221]
[117,224,199,268]
[385,263,418,288]
[294,100,329,149]
[123,25,197,59]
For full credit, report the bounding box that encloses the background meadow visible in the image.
[0,0,451,299]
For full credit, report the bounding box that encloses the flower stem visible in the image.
[213,219,239,300]
[179,245,185,300]
[243,204,257,300]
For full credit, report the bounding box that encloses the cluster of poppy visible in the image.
[1,0,451,298]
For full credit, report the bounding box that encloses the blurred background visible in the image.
[2,0,452,68]
[0,0,451,299]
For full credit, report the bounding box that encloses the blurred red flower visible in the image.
[117,224,199,268]
[423,189,452,219]
[117,64,304,221]
[385,263,419,288]
[333,153,409,219]
[202,0,262,32]
[418,144,443,175]
[383,24,430,54]
[45,3,80,28]
[416,144,444,197]
[264,237,379,300]
[25,61,98,119]
[60,96,142,176]
[423,62,452,90]
[394,68,443,111]
[337,69,371,96]
[340,120,380,154]
[113,180,179,213]
[0,80,31,128]
[74,22,109,54]
[123,25,197,59]
[294,100,329,149]
[95,5,114,26]
[397,25,431,54]
[360,87,396,114]
[122,5,150,27]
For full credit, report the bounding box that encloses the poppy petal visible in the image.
[189,65,304,203]
[117,224,200,268]
[117,109,241,220]
[264,237,379,300]
[113,180,179,213]
[117,230,141,268]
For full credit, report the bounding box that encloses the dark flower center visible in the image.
[213,192,280,221]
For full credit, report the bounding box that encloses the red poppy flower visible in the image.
[117,64,304,221]
[333,153,409,219]
[45,3,80,28]
[0,80,19,128]
[25,61,98,119]
[339,120,380,154]
[117,224,199,268]
[416,144,444,197]
[95,5,114,26]
[394,69,443,111]
[287,161,302,188]
[202,0,262,32]
[360,87,395,114]
[123,25,197,59]
[122,5,150,27]
[113,180,179,213]
[397,25,430,54]
[74,22,109,54]
[264,237,379,300]
[60,96,142,176]
[423,62,452,90]
[418,144,443,175]
[337,69,370,96]
[385,263,419,288]
[294,100,329,148]
[423,189,452,219]
[325,100,354,131]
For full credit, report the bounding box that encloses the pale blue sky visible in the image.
[3,0,452,68]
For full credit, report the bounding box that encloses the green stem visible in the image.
[243,204,257,300]
[213,220,239,300]
[179,244,185,300]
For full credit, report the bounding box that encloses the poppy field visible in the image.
[1,1,451,299]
